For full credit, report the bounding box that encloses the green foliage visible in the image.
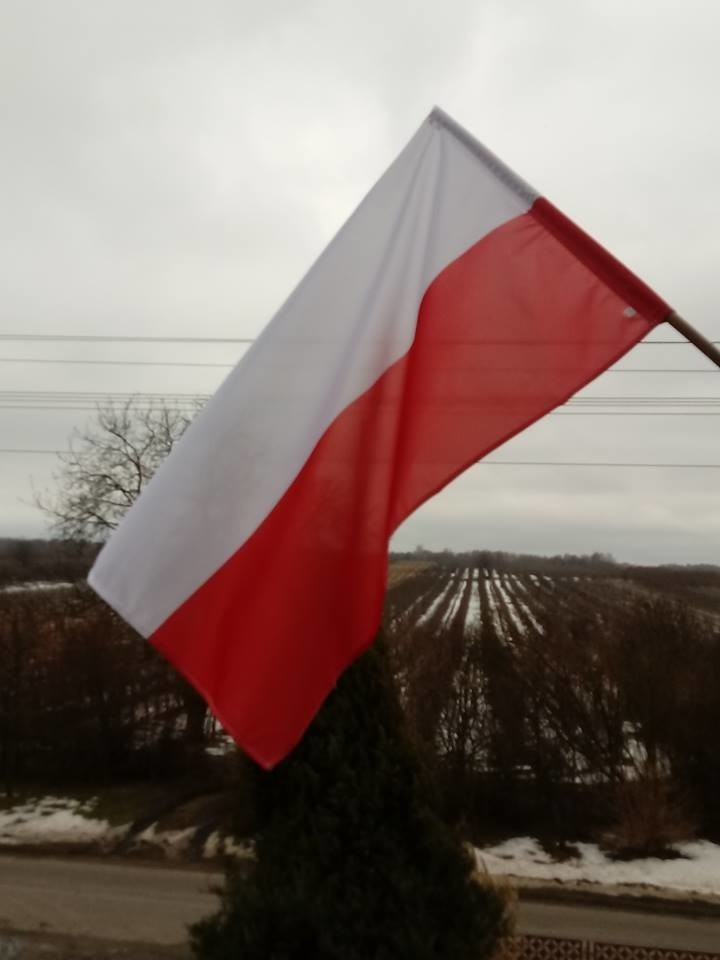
[191,640,510,960]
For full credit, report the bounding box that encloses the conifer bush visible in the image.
[191,639,511,960]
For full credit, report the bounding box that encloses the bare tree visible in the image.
[38,398,200,541]
[36,396,211,759]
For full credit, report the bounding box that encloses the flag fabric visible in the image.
[88,107,670,768]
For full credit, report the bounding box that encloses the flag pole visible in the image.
[665,312,720,370]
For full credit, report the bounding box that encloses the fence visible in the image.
[505,936,720,960]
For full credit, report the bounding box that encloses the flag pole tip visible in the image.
[428,106,451,127]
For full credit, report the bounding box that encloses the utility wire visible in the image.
[1,447,718,468]
[0,334,255,344]
[554,412,720,417]
[2,390,720,401]
[2,391,720,415]
[0,333,718,345]
[0,356,718,373]
[0,357,236,368]
[480,460,720,468]
[2,407,719,415]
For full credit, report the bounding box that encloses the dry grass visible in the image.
[386,560,434,588]
[471,845,518,957]
[602,778,697,858]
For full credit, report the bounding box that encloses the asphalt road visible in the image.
[2,854,720,952]
[0,855,217,945]
[518,898,720,952]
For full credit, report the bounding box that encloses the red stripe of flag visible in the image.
[151,205,668,768]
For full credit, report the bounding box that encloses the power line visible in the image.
[1,447,718,467]
[568,395,720,401]
[0,333,718,345]
[1,390,719,401]
[2,392,720,425]
[0,334,255,344]
[0,406,203,412]
[0,357,236,368]
[1,406,719,416]
[0,391,208,398]
[1,407,719,414]
[0,356,718,374]
[480,460,720,468]
[604,370,719,374]
[567,409,720,413]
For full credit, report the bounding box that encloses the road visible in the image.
[2,854,720,952]
[0,855,217,945]
[518,898,720,952]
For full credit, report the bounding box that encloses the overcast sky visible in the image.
[1,0,719,564]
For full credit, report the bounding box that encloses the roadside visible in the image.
[7,789,720,920]
[0,929,188,960]
[474,835,720,912]
[0,854,217,946]
[516,877,720,918]
[4,854,720,954]
[0,786,251,863]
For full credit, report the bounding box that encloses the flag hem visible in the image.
[530,197,671,325]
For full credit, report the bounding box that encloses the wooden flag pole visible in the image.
[666,312,720,370]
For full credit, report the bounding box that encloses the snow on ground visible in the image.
[441,573,467,628]
[125,822,249,860]
[0,796,115,845]
[0,794,245,860]
[515,599,544,633]
[134,822,197,858]
[417,578,455,626]
[394,588,432,628]
[475,836,720,898]
[7,792,720,894]
[506,581,544,633]
[464,577,482,630]
[494,578,525,635]
[482,578,505,638]
[1,580,74,594]
[205,732,236,757]
[203,831,255,860]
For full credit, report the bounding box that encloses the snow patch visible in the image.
[464,578,482,630]
[0,795,115,845]
[203,830,255,860]
[475,836,720,898]
[483,579,504,638]
[1,581,74,594]
[417,579,454,626]
[494,578,525,635]
[441,578,465,628]
[134,822,196,858]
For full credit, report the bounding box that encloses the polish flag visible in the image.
[88,108,670,768]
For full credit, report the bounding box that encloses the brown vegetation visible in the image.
[385,554,720,848]
[3,548,719,853]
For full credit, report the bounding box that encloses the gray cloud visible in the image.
[1,0,718,563]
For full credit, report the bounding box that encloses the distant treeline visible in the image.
[392,547,720,575]
[3,537,717,585]
[0,537,97,584]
